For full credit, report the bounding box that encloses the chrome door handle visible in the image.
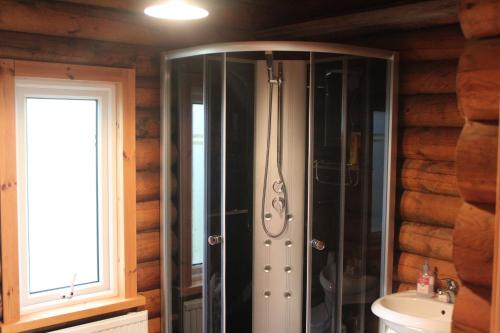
[208,235,223,246]
[311,239,325,251]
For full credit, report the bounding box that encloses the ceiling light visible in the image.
[145,0,209,20]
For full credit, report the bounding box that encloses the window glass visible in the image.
[24,98,101,294]
[192,103,205,266]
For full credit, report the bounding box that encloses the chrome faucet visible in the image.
[437,278,458,304]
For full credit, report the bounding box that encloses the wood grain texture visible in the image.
[453,285,491,333]
[400,127,461,161]
[400,60,458,95]
[0,0,241,46]
[137,260,161,292]
[136,171,161,202]
[399,222,454,260]
[459,0,500,39]
[457,39,500,120]
[350,24,465,62]
[400,159,459,196]
[456,121,498,204]
[136,139,160,171]
[454,203,494,287]
[395,252,460,287]
[136,109,160,138]
[141,289,161,319]
[257,0,458,39]
[400,191,462,227]
[137,230,160,263]
[137,200,161,232]
[148,317,161,333]
[0,30,161,77]
[400,94,464,127]
[0,58,20,323]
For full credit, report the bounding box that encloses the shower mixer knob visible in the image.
[272,197,286,213]
[273,180,284,193]
[208,235,223,246]
[311,239,326,251]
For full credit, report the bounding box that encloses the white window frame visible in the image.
[15,78,123,315]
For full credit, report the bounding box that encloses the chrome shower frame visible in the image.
[160,41,399,333]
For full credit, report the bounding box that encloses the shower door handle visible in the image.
[311,239,325,251]
[208,235,223,246]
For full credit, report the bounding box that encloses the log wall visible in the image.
[0,30,165,330]
[353,24,466,293]
[452,0,500,331]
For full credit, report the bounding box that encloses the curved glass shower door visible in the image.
[306,54,393,333]
[163,42,397,333]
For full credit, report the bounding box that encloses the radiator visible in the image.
[50,311,148,333]
[183,298,202,333]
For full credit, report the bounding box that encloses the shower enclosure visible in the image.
[161,42,398,333]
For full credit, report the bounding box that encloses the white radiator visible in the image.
[183,298,202,333]
[50,311,148,333]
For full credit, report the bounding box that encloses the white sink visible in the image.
[371,291,453,333]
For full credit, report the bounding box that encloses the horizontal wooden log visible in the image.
[138,260,161,292]
[400,94,463,127]
[142,288,161,319]
[136,139,160,171]
[459,0,500,39]
[137,230,160,263]
[453,285,491,333]
[396,282,415,292]
[400,191,462,227]
[400,60,458,95]
[457,39,500,121]
[136,171,161,202]
[0,30,161,77]
[257,0,458,40]
[148,317,161,333]
[136,77,161,109]
[0,0,241,46]
[136,109,160,138]
[400,159,459,196]
[137,200,162,232]
[350,24,465,62]
[456,121,498,204]
[399,222,453,260]
[454,203,494,287]
[400,128,461,161]
[395,252,460,287]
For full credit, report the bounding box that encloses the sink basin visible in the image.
[371,291,453,333]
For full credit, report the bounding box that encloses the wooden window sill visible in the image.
[180,283,202,297]
[0,296,145,333]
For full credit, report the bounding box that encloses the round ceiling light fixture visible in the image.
[144,0,209,20]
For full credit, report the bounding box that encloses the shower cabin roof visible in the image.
[163,41,397,61]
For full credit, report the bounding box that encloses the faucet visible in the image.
[437,278,458,304]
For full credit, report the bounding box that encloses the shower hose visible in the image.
[261,61,292,239]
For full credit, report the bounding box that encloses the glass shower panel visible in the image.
[340,58,388,333]
[224,55,256,332]
[307,55,344,333]
[205,53,224,333]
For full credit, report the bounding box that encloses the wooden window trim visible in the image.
[178,73,203,296]
[0,59,143,329]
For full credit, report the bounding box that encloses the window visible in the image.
[15,79,118,313]
[177,73,204,294]
[0,60,143,331]
[191,103,205,282]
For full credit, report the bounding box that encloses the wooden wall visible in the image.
[0,30,164,332]
[452,0,500,331]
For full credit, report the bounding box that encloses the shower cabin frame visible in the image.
[160,41,399,333]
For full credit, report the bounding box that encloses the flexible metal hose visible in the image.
[261,64,291,238]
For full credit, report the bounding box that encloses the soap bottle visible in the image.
[416,258,435,297]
